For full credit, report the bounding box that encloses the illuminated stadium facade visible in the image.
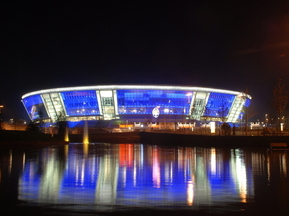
[21,85,251,129]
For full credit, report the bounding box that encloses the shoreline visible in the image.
[139,132,289,148]
[0,130,68,148]
[1,130,289,148]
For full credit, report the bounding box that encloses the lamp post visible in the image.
[0,104,4,130]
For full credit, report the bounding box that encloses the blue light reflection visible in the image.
[19,144,257,210]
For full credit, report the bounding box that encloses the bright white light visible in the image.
[22,85,251,99]
[210,122,215,133]
[210,148,216,175]
[164,108,169,113]
[100,90,112,97]
[187,180,194,206]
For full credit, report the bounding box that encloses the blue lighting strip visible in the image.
[61,91,100,116]
[117,90,193,115]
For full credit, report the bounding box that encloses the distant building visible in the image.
[21,85,251,129]
[2,122,27,131]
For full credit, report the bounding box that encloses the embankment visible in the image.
[0,130,67,148]
[1,130,289,149]
[68,131,141,143]
[139,132,289,148]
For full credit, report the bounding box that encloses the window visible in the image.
[61,91,100,116]
[203,93,234,117]
[117,90,192,115]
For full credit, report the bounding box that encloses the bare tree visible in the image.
[242,89,257,136]
[272,79,289,135]
[56,111,67,138]
[217,100,229,123]
[242,102,257,135]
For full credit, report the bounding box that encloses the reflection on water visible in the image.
[1,143,289,214]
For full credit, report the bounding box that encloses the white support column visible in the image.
[96,90,103,115]
[113,90,118,115]
[227,95,246,123]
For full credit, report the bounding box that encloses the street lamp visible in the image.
[0,104,3,130]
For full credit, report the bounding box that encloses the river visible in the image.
[1,142,289,215]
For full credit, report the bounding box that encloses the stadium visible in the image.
[21,85,251,131]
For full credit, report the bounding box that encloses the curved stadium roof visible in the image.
[22,85,251,99]
[22,85,251,123]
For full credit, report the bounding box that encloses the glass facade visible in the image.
[117,90,193,116]
[42,93,65,122]
[21,86,251,123]
[22,95,48,120]
[203,93,235,117]
[61,91,100,116]
[191,92,208,120]
[99,90,115,119]
[244,98,251,107]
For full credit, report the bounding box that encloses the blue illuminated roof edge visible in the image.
[22,85,252,99]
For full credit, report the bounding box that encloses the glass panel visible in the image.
[101,97,114,106]
[61,91,100,116]
[191,99,206,120]
[227,96,250,123]
[244,98,251,107]
[49,93,65,119]
[117,90,193,115]
[203,93,235,117]
[42,94,57,121]
[22,95,48,120]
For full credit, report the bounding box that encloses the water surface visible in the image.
[1,143,289,215]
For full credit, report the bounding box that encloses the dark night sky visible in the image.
[2,0,289,121]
